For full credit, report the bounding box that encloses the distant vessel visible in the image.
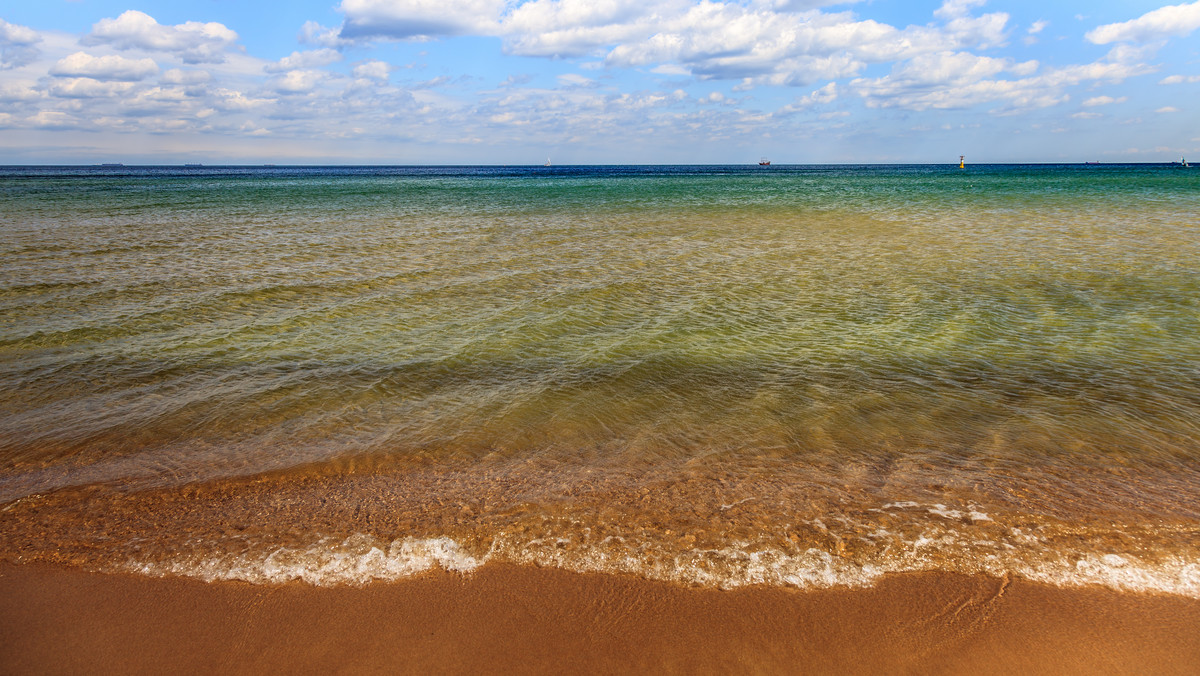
[545,158,551,167]
[1085,161,1101,165]
[100,163,124,167]
[1182,157,1191,168]
[184,163,202,167]
[758,158,771,166]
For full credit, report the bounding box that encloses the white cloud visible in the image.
[50,52,159,81]
[0,83,42,102]
[161,69,213,85]
[212,88,274,111]
[48,78,137,99]
[1086,1,1200,44]
[850,46,1150,113]
[1028,20,1048,34]
[353,60,392,81]
[0,18,42,68]
[778,81,838,112]
[599,4,1007,85]
[338,0,507,40]
[271,70,326,94]
[1082,95,1126,106]
[557,73,596,87]
[28,111,81,129]
[935,0,987,20]
[502,0,671,58]
[1071,111,1101,119]
[299,21,348,48]
[266,49,343,73]
[651,64,690,75]
[331,0,1008,85]
[1160,74,1200,84]
[84,10,239,64]
[0,19,39,46]
[1156,106,1180,112]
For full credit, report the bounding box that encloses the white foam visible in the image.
[127,534,485,586]
[121,528,1200,598]
[1023,555,1200,597]
[926,504,992,522]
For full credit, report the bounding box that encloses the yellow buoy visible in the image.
[959,155,965,169]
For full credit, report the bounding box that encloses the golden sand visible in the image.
[2,563,1198,675]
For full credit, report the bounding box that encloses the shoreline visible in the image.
[2,563,1198,674]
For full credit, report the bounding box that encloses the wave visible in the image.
[120,525,1200,598]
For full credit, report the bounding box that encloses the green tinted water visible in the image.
[1,165,1198,591]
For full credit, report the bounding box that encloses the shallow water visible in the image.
[2,164,1199,593]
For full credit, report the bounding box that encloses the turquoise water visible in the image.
[2,165,1199,592]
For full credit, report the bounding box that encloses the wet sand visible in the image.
[1,563,1198,675]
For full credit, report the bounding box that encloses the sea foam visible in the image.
[122,529,1200,598]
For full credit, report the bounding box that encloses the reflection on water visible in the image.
[1,165,1199,592]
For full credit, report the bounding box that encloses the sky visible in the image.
[0,0,1198,164]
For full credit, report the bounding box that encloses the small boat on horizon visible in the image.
[758,158,771,166]
[1182,157,1191,168]
[545,158,551,167]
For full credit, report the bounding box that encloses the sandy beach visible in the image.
[2,563,1198,675]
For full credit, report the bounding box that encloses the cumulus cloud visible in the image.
[211,88,275,112]
[48,78,137,99]
[338,0,507,40]
[28,111,81,130]
[1156,106,1180,112]
[0,18,42,68]
[0,19,39,46]
[502,0,674,57]
[353,60,392,81]
[849,46,1151,113]
[299,21,348,48]
[50,52,159,81]
[1160,74,1200,84]
[557,73,596,87]
[934,0,987,20]
[1082,95,1126,106]
[0,83,42,102]
[330,0,1009,86]
[266,49,343,73]
[270,70,326,94]
[1086,1,1200,44]
[161,69,213,85]
[777,81,838,112]
[84,10,239,64]
[1023,18,1047,45]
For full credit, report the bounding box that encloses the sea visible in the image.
[1,164,1198,595]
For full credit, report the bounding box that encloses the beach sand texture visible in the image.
[3,564,1199,675]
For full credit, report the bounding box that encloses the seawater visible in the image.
[2,164,1199,595]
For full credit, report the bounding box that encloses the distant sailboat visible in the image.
[1182,157,1191,168]
[545,158,551,167]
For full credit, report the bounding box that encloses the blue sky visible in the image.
[1,0,1197,163]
